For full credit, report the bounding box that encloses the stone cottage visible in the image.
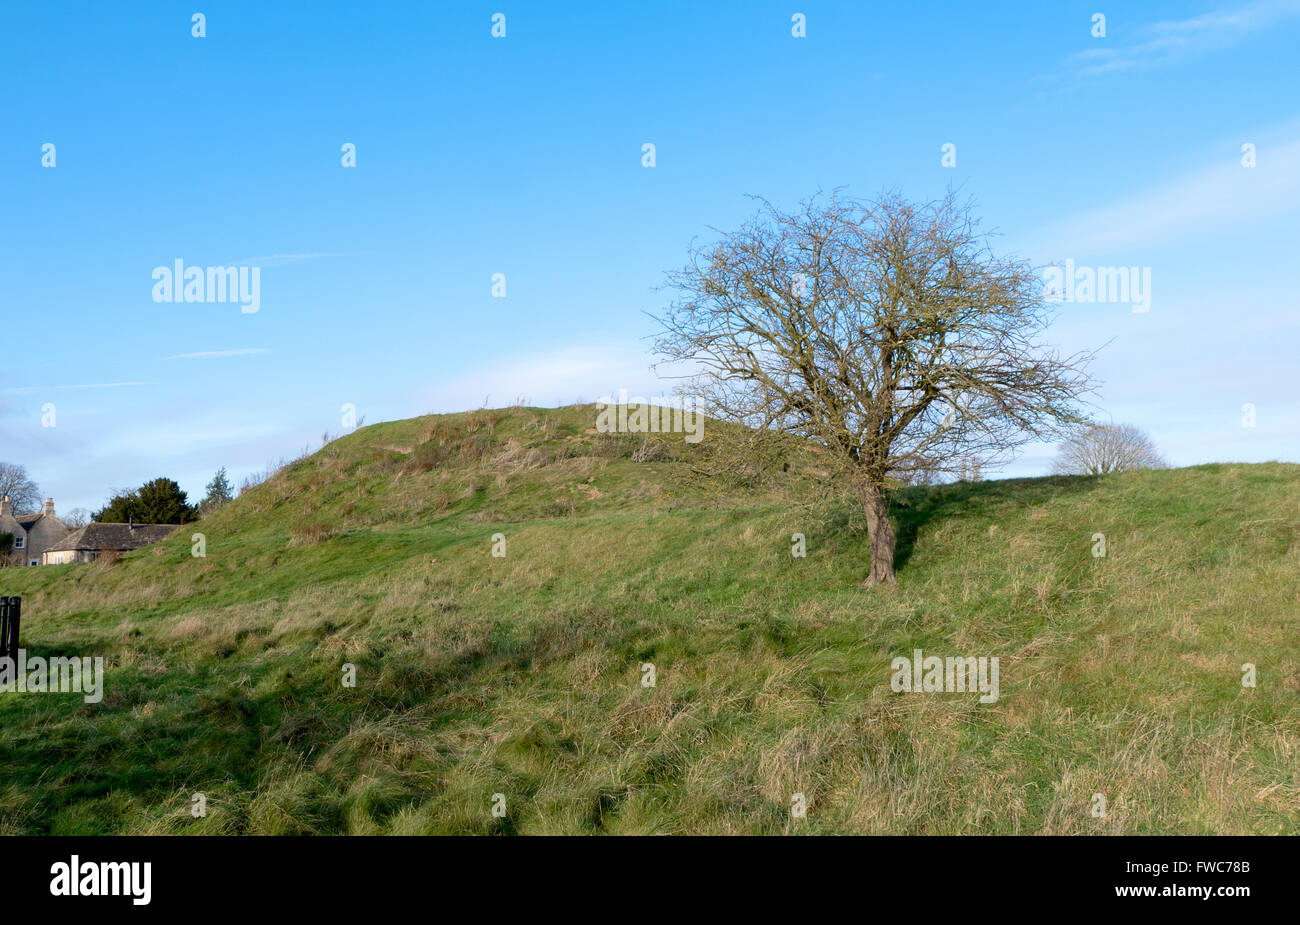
[41,522,181,564]
[0,495,68,567]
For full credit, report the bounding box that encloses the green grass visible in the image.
[1,405,1297,834]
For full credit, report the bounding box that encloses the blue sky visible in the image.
[3,1,1298,513]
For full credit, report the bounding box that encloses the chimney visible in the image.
[0,495,9,517]
[43,498,54,515]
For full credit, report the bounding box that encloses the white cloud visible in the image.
[1,381,153,395]
[226,253,357,267]
[427,343,675,411]
[1028,137,1300,259]
[93,420,282,458]
[1065,0,1300,79]
[165,348,271,360]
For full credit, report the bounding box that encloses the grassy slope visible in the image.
[1,405,1297,834]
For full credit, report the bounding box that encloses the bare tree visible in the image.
[1052,423,1165,475]
[654,191,1094,586]
[63,507,91,528]
[0,462,40,514]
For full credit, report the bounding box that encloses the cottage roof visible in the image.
[44,523,180,553]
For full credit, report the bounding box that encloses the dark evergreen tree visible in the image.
[94,477,196,524]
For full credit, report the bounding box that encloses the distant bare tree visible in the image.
[63,507,91,527]
[1052,423,1166,475]
[0,463,40,514]
[655,190,1095,586]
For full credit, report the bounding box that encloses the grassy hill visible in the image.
[2,404,1297,834]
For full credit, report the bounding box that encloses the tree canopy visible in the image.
[1053,423,1165,475]
[201,467,235,511]
[94,477,197,524]
[0,462,41,514]
[655,190,1095,585]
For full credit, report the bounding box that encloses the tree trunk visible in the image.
[859,483,897,587]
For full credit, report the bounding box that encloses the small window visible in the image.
[28,560,37,567]
[14,535,23,549]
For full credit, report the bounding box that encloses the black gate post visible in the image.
[0,596,18,664]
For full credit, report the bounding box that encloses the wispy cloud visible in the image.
[1028,135,1300,258]
[2,381,153,395]
[94,420,283,456]
[429,343,668,412]
[226,253,358,267]
[1064,0,1300,79]
[165,348,271,360]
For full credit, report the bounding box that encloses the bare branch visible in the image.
[653,191,1098,584]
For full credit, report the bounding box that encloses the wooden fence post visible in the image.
[0,596,19,664]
